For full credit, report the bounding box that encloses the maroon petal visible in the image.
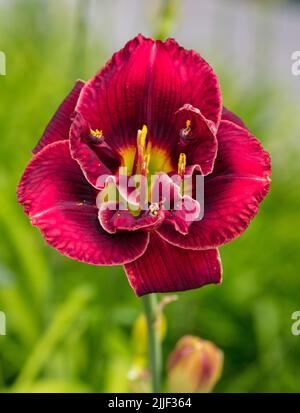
[17,141,149,265]
[174,104,218,175]
[164,195,200,235]
[157,120,271,249]
[32,80,85,154]
[124,232,222,296]
[76,35,222,152]
[222,107,246,129]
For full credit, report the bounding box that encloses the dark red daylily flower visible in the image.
[17,35,271,296]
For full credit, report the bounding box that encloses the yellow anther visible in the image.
[137,125,148,149]
[183,119,191,135]
[136,125,151,175]
[178,152,186,175]
[90,128,103,139]
[180,120,191,140]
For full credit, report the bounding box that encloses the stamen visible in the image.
[146,140,152,155]
[90,128,103,139]
[136,125,151,175]
[180,119,191,139]
[178,152,186,176]
[141,153,150,175]
[137,125,148,149]
[88,128,104,144]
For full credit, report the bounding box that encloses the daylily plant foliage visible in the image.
[18,35,271,295]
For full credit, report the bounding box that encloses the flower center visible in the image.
[120,125,173,176]
[98,125,189,219]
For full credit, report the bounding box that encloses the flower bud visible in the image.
[167,335,223,393]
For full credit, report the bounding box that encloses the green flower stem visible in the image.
[141,294,162,393]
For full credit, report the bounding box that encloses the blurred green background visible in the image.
[0,0,300,393]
